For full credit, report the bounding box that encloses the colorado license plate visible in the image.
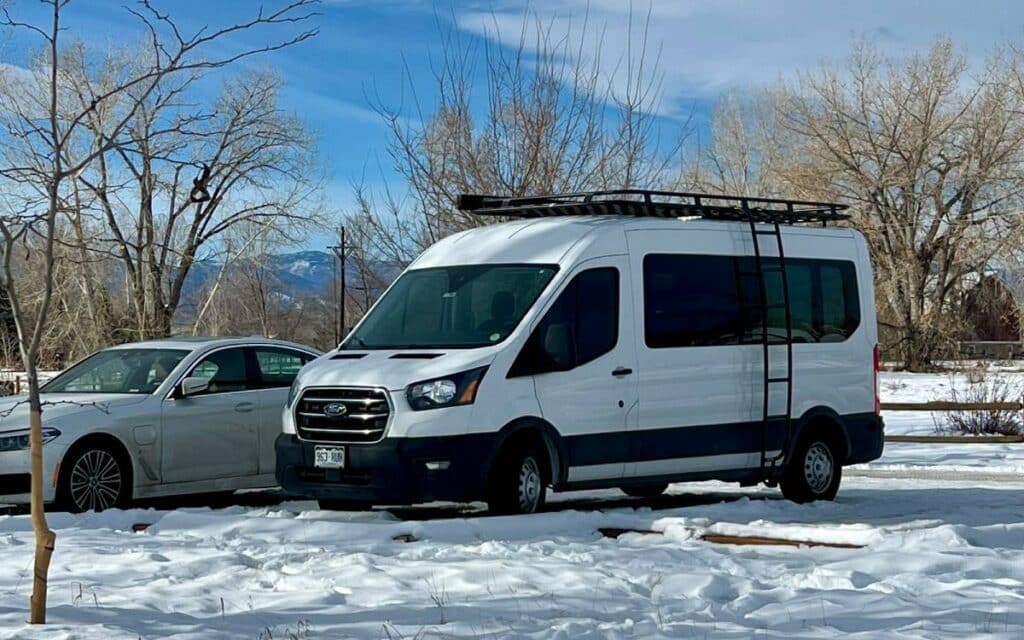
[314,445,345,469]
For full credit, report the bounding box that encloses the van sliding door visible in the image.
[625,228,763,479]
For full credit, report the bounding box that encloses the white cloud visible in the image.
[456,0,1024,117]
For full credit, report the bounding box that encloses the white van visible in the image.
[277,191,883,513]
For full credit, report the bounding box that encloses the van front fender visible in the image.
[483,417,567,488]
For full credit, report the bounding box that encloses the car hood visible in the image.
[297,348,501,392]
[0,393,149,430]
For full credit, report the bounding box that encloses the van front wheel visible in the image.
[487,445,547,515]
[780,435,842,503]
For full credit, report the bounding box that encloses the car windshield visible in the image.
[42,348,190,394]
[342,264,558,350]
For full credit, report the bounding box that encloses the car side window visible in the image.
[188,348,248,395]
[509,267,619,376]
[253,348,314,388]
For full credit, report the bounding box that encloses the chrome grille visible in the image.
[295,387,390,444]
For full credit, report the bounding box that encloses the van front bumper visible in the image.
[275,433,496,505]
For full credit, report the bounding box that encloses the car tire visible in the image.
[57,445,132,513]
[317,499,371,511]
[487,444,547,515]
[620,483,669,498]
[780,433,842,503]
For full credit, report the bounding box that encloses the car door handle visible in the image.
[234,402,255,413]
[611,367,633,377]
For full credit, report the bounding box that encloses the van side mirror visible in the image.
[542,322,574,370]
[508,321,577,378]
[179,376,209,397]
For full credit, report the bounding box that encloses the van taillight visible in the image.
[873,344,881,415]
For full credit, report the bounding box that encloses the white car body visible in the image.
[276,214,883,507]
[0,337,318,507]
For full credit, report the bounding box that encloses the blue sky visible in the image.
[3,0,1024,250]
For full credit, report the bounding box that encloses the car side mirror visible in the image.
[179,377,209,397]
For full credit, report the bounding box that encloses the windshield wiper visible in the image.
[341,335,368,350]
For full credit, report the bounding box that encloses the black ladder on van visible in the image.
[739,200,794,479]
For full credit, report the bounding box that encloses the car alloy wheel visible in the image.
[69,449,123,512]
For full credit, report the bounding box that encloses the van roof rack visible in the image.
[457,190,850,225]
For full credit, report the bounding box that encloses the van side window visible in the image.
[643,254,740,347]
[739,257,860,344]
[750,260,816,344]
[509,267,619,376]
[819,262,860,341]
[646,254,861,347]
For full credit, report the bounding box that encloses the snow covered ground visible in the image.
[0,371,1021,639]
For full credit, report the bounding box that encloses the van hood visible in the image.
[297,348,501,392]
[0,393,148,430]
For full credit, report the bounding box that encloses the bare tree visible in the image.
[367,8,684,265]
[779,40,1024,369]
[0,0,318,623]
[72,67,322,339]
[683,88,799,198]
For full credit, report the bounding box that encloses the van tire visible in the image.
[486,444,547,515]
[317,499,371,511]
[780,433,842,503]
[56,444,132,513]
[620,483,668,498]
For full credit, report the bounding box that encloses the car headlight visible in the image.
[0,428,61,452]
[286,379,301,407]
[406,367,488,411]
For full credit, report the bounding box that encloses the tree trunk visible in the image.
[27,374,55,624]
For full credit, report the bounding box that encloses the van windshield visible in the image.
[343,264,558,350]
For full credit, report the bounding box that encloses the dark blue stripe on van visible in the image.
[564,419,789,467]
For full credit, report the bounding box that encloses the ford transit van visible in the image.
[276,191,884,514]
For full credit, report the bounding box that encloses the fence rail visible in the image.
[0,371,58,396]
[881,400,1024,443]
[885,434,1024,443]
[881,401,1024,411]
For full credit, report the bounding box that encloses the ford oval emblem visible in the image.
[323,402,348,417]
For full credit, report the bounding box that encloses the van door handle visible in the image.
[611,367,633,377]
[234,402,255,413]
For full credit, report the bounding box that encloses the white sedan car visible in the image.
[0,337,319,512]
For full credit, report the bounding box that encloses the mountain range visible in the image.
[179,250,399,310]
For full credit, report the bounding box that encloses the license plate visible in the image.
[314,446,345,469]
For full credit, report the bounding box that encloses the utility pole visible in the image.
[328,227,347,345]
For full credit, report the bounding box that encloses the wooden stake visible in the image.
[598,527,864,549]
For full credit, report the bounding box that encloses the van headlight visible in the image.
[406,367,488,411]
[0,428,61,451]
[286,379,301,407]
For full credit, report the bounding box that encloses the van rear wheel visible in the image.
[620,483,668,498]
[487,445,547,515]
[780,434,842,503]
